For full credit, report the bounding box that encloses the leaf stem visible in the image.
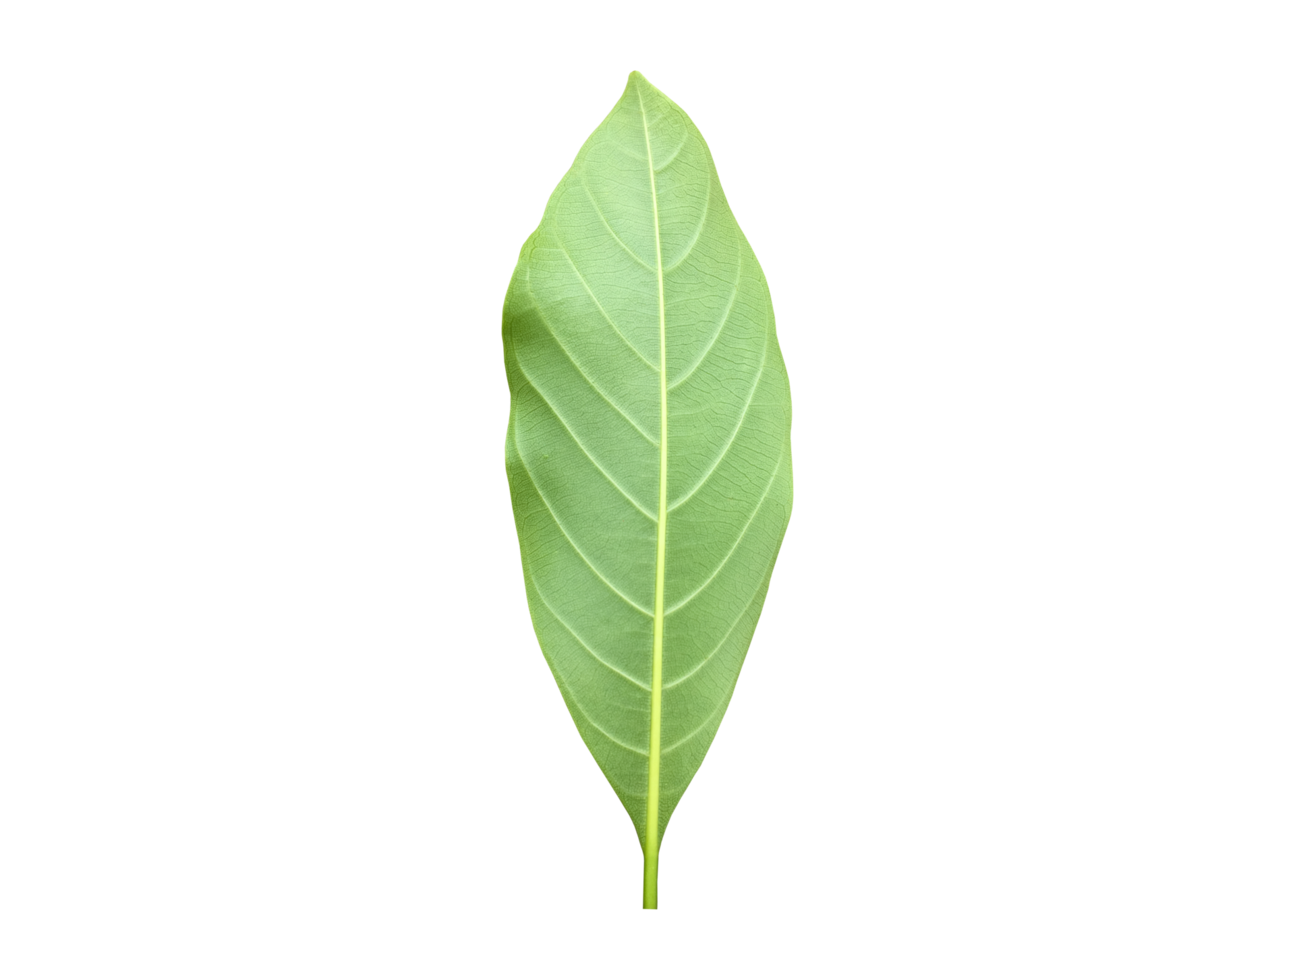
[643,844,659,909]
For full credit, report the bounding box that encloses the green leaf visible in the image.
[502,71,793,908]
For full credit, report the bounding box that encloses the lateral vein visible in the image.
[514,441,653,617]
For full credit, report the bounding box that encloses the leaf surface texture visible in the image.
[503,72,793,855]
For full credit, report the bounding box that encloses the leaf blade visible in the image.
[503,71,793,901]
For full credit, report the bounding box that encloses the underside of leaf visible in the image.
[502,71,793,905]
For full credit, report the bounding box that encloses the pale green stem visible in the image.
[643,846,659,909]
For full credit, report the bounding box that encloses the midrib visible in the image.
[638,85,667,907]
